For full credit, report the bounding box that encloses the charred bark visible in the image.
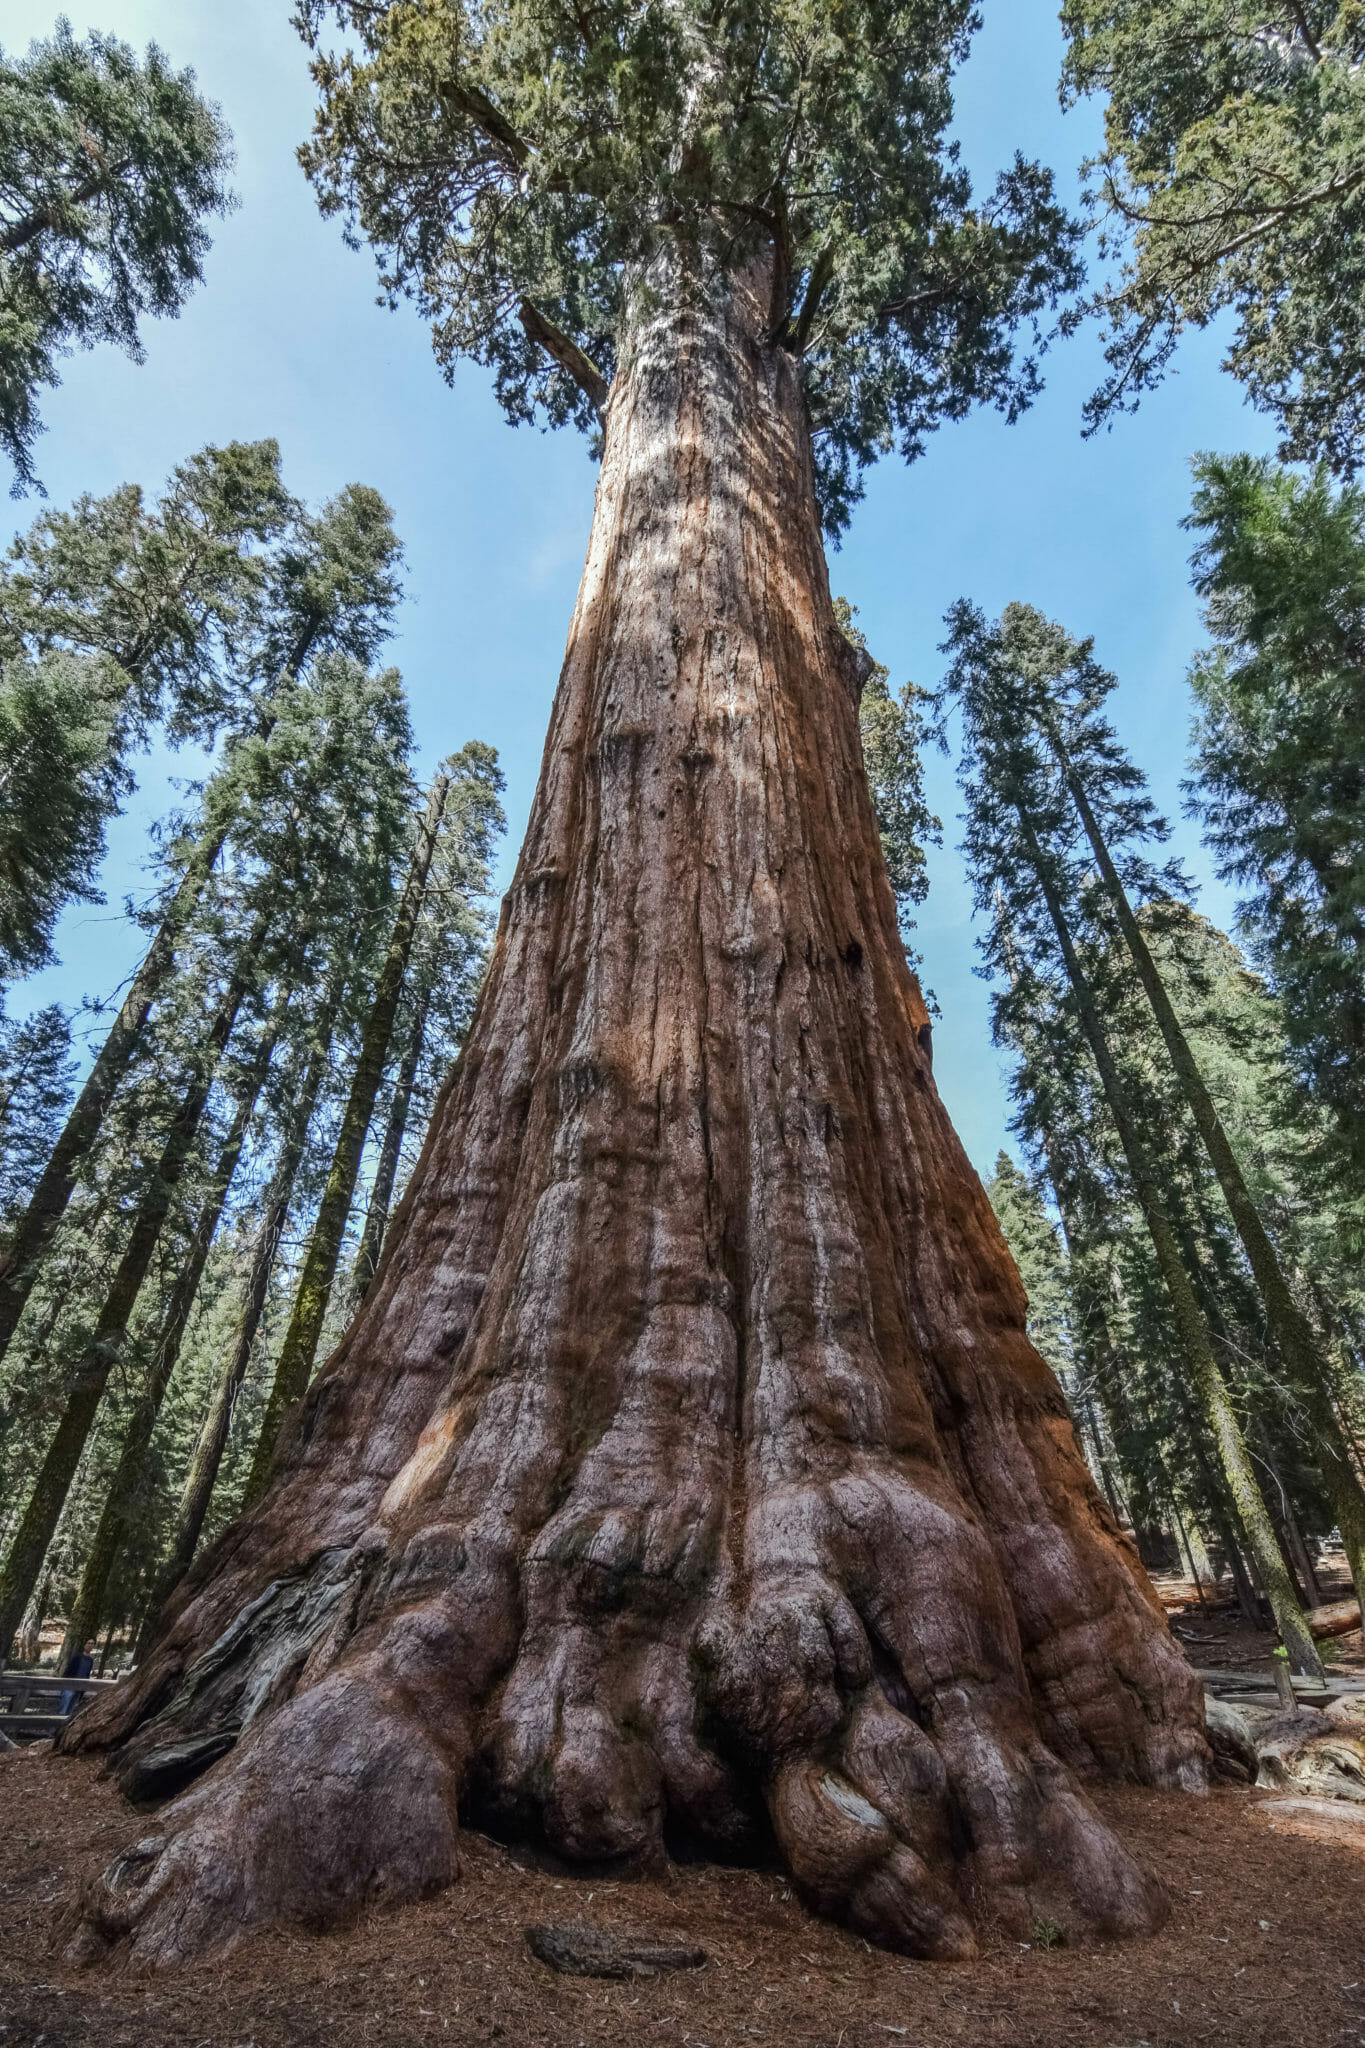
[64,260,1205,1972]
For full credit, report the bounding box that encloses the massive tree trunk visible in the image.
[62,261,1205,1973]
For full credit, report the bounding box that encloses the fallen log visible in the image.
[1308,1599,1362,1640]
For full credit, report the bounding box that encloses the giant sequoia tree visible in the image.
[64,0,1204,1969]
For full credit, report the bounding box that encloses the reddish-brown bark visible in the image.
[63,260,1206,1971]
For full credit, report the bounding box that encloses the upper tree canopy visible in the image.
[1062,2,1365,470]
[0,21,235,492]
[297,0,1082,529]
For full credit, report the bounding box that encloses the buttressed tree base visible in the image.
[64,257,1207,1971]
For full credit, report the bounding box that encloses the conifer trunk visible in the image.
[1017,813,1322,1675]
[0,634,322,1370]
[348,985,431,1307]
[0,842,227,1367]
[1049,727,1365,1602]
[0,928,265,1659]
[58,1009,282,1664]
[242,774,449,1503]
[139,1014,337,1645]
[63,262,1204,1971]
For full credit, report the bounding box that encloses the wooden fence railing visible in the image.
[0,1669,121,1740]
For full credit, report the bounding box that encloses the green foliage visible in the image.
[295,0,1083,531]
[0,1005,75,1228]
[0,652,123,974]
[986,1151,1076,1382]
[254,480,405,681]
[1,439,296,739]
[0,448,402,986]
[408,739,506,1066]
[941,594,1364,1587]
[936,597,1188,1015]
[0,19,235,491]
[1061,2,1365,470]
[1185,453,1365,1200]
[838,598,939,946]
[0,455,423,1649]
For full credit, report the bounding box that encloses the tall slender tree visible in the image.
[57,999,286,1663]
[0,440,294,973]
[0,648,414,1657]
[0,924,265,1659]
[1185,452,1365,1203]
[0,1006,74,1228]
[245,761,458,1498]
[347,742,506,1307]
[987,599,1365,1601]
[940,601,1323,1672]
[0,480,402,1365]
[140,1000,341,1634]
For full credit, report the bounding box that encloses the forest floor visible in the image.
[1152,1557,1365,1686]
[2,1581,1363,2048]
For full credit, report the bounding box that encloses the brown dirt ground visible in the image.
[4,1576,1363,2048]
[1152,1556,1365,1688]
[2,1740,1363,2048]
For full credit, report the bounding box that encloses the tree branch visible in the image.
[0,165,132,255]
[437,80,531,173]
[1288,2,1322,62]
[518,299,609,415]
[790,245,834,355]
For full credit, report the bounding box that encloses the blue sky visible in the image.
[4,0,1274,1178]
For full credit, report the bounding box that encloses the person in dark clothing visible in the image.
[58,1640,95,1715]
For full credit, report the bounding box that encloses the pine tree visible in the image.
[1185,452,1365,1204]
[140,1000,341,1634]
[0,647,415,1658]
[347,741,506,1306]
[0,653,122,975]
[985,598,1365,1602]
[1061,2,1365,472]
[0,21,234,490]
[840,602,940,963]
[1002,931,1344,1617]
[56,999,285,1663]
[940,598,1324,1673]
[0,439,293,972]
[245,760,466,1498]
[62,0,1201,1972]
[0,1005,75,1227]
[0,478,402,1365]
[986,1153,1077,1389]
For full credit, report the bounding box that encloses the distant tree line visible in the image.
[0,439,504,1668]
